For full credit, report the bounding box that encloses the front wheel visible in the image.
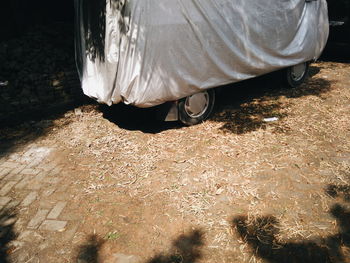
[285,62,310,88]
[178,89,216,126]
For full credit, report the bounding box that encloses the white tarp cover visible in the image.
[75,0,329,107]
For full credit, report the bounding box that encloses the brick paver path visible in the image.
[0,144,82,262]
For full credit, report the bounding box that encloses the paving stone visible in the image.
[61,222,80,241]
[0,162,18,169]
[15,176,32,189]
[0,168,11,179]
[35,172,48,181]
[0,181,17,196]
[8,153,22,162]
[26,158,43,168]
[6,200,20,210]
[47,201,67,219]
[27,209,49,229]
[0,196,11,206]
[18,230,44,242]
[51,192,70,201]
[49,166,63,176]
[4,173,23,182]
[25,181,42,190]
[39,162,57,172]
[42,187,57,197]
[39,220,67,231]
[107,254,142,263]
[21,191,38,207]
[44,177,61,185]
[39,200,56,209]
[10,164,26,175]
[60,212,82,221]
[2,216,17,226]
[20,168,40,175]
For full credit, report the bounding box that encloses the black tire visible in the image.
[178,89,216,126]
[285,62,310,88]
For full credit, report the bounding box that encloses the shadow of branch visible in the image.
[147,229,204,263]
[76,234,104,263]
[213,67,334,134]
[0,208,18,263]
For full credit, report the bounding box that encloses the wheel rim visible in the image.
[291,63,307,81]
[184,91,210,118]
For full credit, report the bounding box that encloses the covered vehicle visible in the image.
[75,0,329,125]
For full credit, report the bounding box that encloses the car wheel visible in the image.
[178,89,216,126]
[285,62,310,88]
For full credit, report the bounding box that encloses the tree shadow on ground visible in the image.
[76,234,104,263]
[73,229,204,263]
[232,180,350,263]
[147,229,204,263]
[213,67,333,134]
[0,207,18,263]
[0,103,91,160]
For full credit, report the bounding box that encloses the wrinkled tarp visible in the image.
[75,0,329,107]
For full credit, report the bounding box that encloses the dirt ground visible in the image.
[1,61,350,263]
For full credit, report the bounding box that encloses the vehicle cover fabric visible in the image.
[75,0,329,107]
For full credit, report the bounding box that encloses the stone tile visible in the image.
[60,212,82,221]
[61,222,80,241]
[107,254,142,263]
[27,209,49,229]
[39,220,67,231]
[21,191,38,207]
[2,216,17,226]
[0,168,11,179]
[15,176,32,190]
[0,181,17,196]
[44,177,61,185]
[26,158,43,168]
[20,168,40,175]
[39,200,56,209]
[10,164,26,175]
[6,200,20,210]
[0,196,11,206]
[39,162,57,172]
[18,230,44,242]
[0,162,18,169]
[35,172,48,181]
[25,182,42,190]
[50,166,63,176]
[42,187,57,197]
[47,201,67,219]
[4,173,23,182]
[51,192,71,201]
[8,153,22,162]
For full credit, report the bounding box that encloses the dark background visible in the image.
[0,0,74,41]
[0,0,349,41]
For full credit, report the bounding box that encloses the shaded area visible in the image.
[0,22,89,126]
[100,103,181,134]
[147,229,204,263]
[213,67,333,134]
[0,208,18,263]
[233,215,332,263]
[232,180,350,263]
[0,106,81,160]
[76,234,104,263]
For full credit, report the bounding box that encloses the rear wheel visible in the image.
[285,62,310,88]
[178,89,216,126]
